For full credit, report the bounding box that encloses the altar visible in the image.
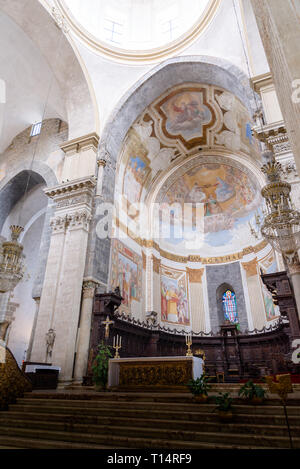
[108,356,203,390]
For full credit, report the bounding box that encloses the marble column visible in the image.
[241,258,266,330]
[251,0,300,174]
[73,279,98,383]
[96,159,107,197]
[187,268,205,333]
[26,297,40,361]
[288,262,300,321]
[0,292,10,341]
[30,177,96,386]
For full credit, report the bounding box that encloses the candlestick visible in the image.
[185,333,193,357]
[113,334,122,359]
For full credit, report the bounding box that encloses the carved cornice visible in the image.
[242,258,258,277]
[60,133,99,155]
[251,72,273,92]
[187,268,204,283]
[45,177,96,211]
[115,218,268,264]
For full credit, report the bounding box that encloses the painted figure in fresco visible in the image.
[172,100,206,126]
[166,285,179,322]
[161,283,168,320]
[178,287,189,324]
[124,156,147,204]
[204,194,222,216]
[215,176,235,202]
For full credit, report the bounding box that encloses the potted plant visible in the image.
[92,342,112,391]
[214,392,233,421]
[239,380,266,404]
[187,374,211,402]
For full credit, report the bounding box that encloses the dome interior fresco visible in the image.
[60,0,215,54]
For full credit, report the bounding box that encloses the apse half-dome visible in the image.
[155,157,263,256]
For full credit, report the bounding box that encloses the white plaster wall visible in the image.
[2,184,48,365]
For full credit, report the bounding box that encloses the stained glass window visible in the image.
[222,290,238,324]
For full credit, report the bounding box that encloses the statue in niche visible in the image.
[45,328,56,361]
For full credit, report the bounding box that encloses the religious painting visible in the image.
[163,163,257,236]
[160,266,190,325]
[110,240,142,313]
[160,90,213,141]
[122,130,151,206]
[123,155,149,204]
[261,280,280,322]
[215,91,260,156]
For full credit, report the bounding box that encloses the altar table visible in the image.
[108,356,203,389]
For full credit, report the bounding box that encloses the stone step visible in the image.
[2,408,300,427]
[0,434,123,449]
[25,391,300,406]
[0,414,299,439]
[0,425,287,449]
[13,398,300,416]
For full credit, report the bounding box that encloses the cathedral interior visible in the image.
[1,0,300,451]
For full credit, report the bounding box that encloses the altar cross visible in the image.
[101,315,114,339]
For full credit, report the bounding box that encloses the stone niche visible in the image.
[206,262,248,333]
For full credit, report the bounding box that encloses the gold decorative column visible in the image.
[73,279,98,383]
[187,268,205,332]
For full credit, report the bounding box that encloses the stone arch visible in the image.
[99,55,256,166]
[0,0,99,140]
[0,168,51,233]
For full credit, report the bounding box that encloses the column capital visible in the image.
[187,268,204,283]
[82,280,98,299]
[242,258,258,277]
[288,262,300,276]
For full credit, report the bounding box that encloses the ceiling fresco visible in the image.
[119,83,260,208]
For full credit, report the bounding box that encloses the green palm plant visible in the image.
[239,380,266,402]
[92,342,112,390]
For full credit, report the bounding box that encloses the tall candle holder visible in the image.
[185,333,193,357]
[113,334,122,359]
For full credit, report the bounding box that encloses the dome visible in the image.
[59,0,218,61]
